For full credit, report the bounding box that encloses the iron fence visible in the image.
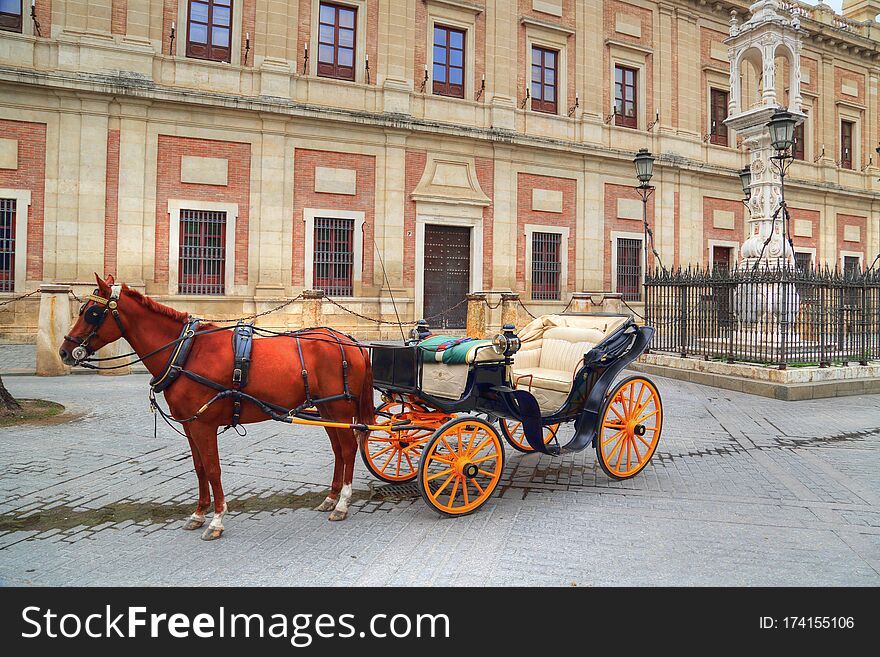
[645,264,880,368]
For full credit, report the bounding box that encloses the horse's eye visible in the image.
[79,303,86,315]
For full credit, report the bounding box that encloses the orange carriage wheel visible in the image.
[417,417,505,517]
[361,400,440,484]
[498,419,559,453]
[596,376,662,480]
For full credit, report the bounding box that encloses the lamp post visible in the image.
[767,108,797,268]
[633,149,655,289]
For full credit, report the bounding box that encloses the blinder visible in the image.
[67,284,125,362]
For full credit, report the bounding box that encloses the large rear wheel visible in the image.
[361,399,439,483]
[596,376,662,480]
[498,419,559,453]
[418,417,505,517]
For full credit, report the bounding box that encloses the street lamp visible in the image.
[633,149,657,284]
[767,108,797,269]
[739,165,752,202]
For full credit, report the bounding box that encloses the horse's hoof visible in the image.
[182,518,205,531]
[328,509,348,521]
[201,527,224,541]
[315,498,337,512]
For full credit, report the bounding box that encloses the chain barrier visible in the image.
[324,294,469,327]
[0,289,40,308]
[193,294,304,323]
[517,298,537,320]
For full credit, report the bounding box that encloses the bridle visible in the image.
[64,284,127,362]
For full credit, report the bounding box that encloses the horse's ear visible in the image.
[105,274,115,285]
[94,273,110,294]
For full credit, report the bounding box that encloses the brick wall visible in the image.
[603,182,653,290]
[702,196,744,265]
[104,129,120,276]
[516,172,577,294]
[837,213,867,262]
[475,156,494,289]
[34,0,52,35]
[403,150,427,289]
[291,148,376,289]
[297,0,379,83]
[602,1,654,128]
[788,206,820,260]
[517,0,576,114]
[111,0,126,35]
[0,119,46,282]
[700,27,729,140]
[154,135,251,286]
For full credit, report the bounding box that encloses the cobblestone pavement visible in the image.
[0,372,877,586]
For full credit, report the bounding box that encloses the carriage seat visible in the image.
[512,315,630,412]
[419,336,505,400]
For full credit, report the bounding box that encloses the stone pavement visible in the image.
[0,372,877,586]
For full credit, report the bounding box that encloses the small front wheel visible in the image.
[498,419,559,453]
[596,376,662,480]
[418,417,505,517]
[361,399,431,483]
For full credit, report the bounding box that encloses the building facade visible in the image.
[0,0,879,339]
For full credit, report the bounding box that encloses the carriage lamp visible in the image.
[633,148,655,187]
[491,324,521,357]
[739,165,752,201]
[409,319,431,343]
[768,109,797,153]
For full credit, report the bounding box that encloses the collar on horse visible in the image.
[65,284,126,362]
[150,317,201,393]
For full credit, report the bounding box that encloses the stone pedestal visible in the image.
[500,293,521,329]
[36,285,72,376]
[466,293,487,338]
[301,289,324,328]
[95,339,131,376]
[569,291,625,314]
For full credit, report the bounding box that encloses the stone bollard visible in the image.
[569,291,624,314]
[36,285,72,376]
[95,339,131,376]
[500,292,521,330]
[301,289,324,327]
[465,293,487,339]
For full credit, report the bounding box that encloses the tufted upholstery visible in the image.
[512,314,630,412]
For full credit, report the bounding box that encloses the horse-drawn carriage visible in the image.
[362,313,662,516]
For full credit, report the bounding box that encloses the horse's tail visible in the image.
[355,347,374,446]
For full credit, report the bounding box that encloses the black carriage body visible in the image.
[368,318,654,455]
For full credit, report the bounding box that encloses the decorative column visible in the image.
[301,289,324,328]
[35,285,72,376]
[465,293,487,339]
[500,292,521,329]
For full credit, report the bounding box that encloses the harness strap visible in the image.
[230,321,255,427]
[295,336,315,408]
[150,318,200,393]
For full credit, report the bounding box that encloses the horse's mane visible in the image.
[123,286,200,324]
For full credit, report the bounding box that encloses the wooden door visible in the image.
[712,246,733,272]
[423,225,470,329]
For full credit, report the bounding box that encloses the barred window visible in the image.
[317,2,357,81]
[840,120,854,170]
[616,237,642,302]
[187,0,233,63]
[614,65,637,129]
[314,217,354,296]
[179,209,226,295]
[0,198,15,292]
[531,232,561,301]
[0,0,22,33]
[433,25,465,99]
[793,122,805,161]
[530,46,557,114]
[709,88,728,146]
[794,251,811,272]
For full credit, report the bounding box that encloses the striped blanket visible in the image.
[418,336,493,364]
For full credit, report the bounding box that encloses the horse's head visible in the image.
[59,273,126,365]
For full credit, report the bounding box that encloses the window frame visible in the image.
[0,188,29,294]
[530,45,559,115]
[792,121,805,161]
[611,232,645,302]
[840,119,854,170]
[432,24,466,99]
[0,197,16,292]
[614,64,638,129]
[530,231,562,301]
[0,0,22,34]
[177,208,228,296]
[709,88,729,146]
[316,1,357,82]
[167,199,238,296]
[312,216,356,297]
[303,208,365,294]
[185,0,234,64]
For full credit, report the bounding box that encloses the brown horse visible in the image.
[59,274,374,540]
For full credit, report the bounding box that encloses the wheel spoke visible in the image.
[428,454,455,465]
[636,408,659,425]
[403,450,415,473]
[601,428,626,446]
[615,436,626,471]
[440,436,458,456]
[636,434,653,450]
[625,437,631,472]
[427,467,454,481]
[468,435,494,457]
[431,472,456,499]
[448,477,460,508]
[470,451,499,465]
[607,433,626,461]
[470,477,485,494]
[395,450,402,476]
[466,426,479,452]
[381,448,398,473]
[370,444,395,460]
[630,435,642,463]
[461,478,470,506]
[610,403,626,422]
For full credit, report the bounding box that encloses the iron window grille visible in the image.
[432,25,465,98]
[530,46,558,114]
[0,0,22,32]
[531,232,561,301]
[709,88,729,146]
[617,237,643,302]
[794,251,812,272]
[317,2,356,81]
[314,217,355,297]
[793,122,805,160]
[614,65,638,129]
[186,0,233,63]
[178,209,226,295]
[840,120,854,169]
[0,198,15,292]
